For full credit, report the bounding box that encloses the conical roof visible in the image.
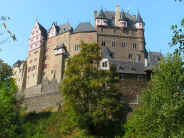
[136,12,143,23]
[120,10,128,21]
[96,9,107,19]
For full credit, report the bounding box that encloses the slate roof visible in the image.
[145,52,162,72]
[120,11,128,21]
[59,22,73,34]
[74,22,96,33]
[53,43,65,50]
[109,59,146,74]
[102,10,138,27]
[148,52,162,66]
[102,47,112,58]
[37,22,47,38]
[96,9,107,19]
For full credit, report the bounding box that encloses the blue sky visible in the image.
[0,0,183,65]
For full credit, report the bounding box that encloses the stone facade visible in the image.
[12,6,162,112]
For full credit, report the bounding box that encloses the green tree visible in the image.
[60,42,129,137]
[124,54,184,138]
[0,59,23,138]
[170,19,184,55]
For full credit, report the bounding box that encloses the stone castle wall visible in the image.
[19,79,147,112]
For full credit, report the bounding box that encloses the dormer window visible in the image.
[102,61,108,68]
[101,58,109,70]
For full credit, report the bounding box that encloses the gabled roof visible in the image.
[48,22,60,34]
[74,22,95,33]
[37,22,47,38]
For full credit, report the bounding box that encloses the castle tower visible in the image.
[135,12,144,29]
[119,10,128,28]
[95,9,108,26]
[26,21,47,88]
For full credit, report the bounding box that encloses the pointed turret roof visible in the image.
[136,12,143,23]
[120,10,128,21]
[96,9,107,19]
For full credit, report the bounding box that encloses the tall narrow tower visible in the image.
[26,21,47,88]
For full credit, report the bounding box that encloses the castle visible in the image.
[12,6,161,111]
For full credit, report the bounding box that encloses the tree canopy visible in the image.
[0,59,23,138]
[125,54,184,138]
[60,42,130,137]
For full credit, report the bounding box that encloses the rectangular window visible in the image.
[74,44,80,51]
[112,40,116,48]
[122,42,126,47]
[132,43,137,49]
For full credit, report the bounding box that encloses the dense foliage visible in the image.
[125,54,184,138]
[60,42,129,137]
[0,59,23,138]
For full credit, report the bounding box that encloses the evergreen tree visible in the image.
[60,42,129,137]
[124,54,184,138]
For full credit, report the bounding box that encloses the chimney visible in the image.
[115,5,120,26]
[94,10,97,28]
